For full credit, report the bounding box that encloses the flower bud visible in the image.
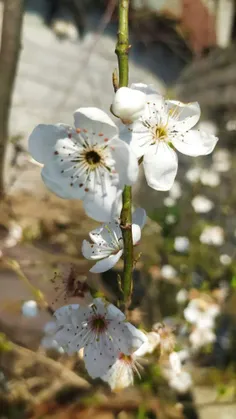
[111,87,146,122]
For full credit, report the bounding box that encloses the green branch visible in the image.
[115,0,133,309]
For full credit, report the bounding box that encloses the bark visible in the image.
[0,0,24,198]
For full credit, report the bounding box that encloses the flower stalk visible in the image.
[115,0,133,308]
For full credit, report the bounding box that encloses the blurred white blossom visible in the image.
[176,289,188,305]
[200,226,224,246]
[161,265,177,280]
[168,370,192,393]
[164,197,176,207]
[220,254,232,265]
[226,120,236,131]
[4,222,22,248]
[174,237,189,253]
[22,300,38,317]
[185,167,201,183]
[213,149,231,172]
[190,327,216,350]
[200,169,220,187]
[165,214,177,225]
[191,195,214,213]
[169,351,182,375]
[169,181,182,200]
[184,299,220,329]
[41,321,64,353]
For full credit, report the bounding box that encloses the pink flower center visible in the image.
[119,353,133,364]
[90,314,108,333]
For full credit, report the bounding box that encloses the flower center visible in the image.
[90,314,108,333]
[154,125,167,140]
[119,353,133,364]
[85,150,101,165]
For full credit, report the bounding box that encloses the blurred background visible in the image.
[0,0,236,418]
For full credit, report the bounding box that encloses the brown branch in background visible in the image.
[0,0,24,198]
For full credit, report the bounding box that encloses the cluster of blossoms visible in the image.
[28,83,218,389]
[175,289,221,352]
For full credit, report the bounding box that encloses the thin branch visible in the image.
[115,0,133,310]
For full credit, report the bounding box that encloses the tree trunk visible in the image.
[0,0,24,198]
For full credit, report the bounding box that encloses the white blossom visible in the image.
[41,321,64,353]
[169,351,182,375]
[28,108,138,222]
[200,226,224,246]
[226,120,236,131]
[176,289,188,305]
[153,323,176,354]
[111,86,146,122]
[161,265,177,280]
[212,149,231,172]
[200,169,220,187]
[134,331,161,357]
[185,167,201,183]
[52,298,147,378]
[169,181,182,199]
[220,254,232,265]
[82,208,146,273]
[165,214,177,225]
[163,197,176,207]
[102,350,142,391]
[174,237,189,253]
[120,83,218,191]
[168,370,192,394]
[189,327,216,350]
[21,300,38,317]
[184,300,220,329]
[191,195,214,213]
[197,120,218,136]
[178,349,190,363]
[4,222,22,248]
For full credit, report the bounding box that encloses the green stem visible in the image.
[115,0,133,309]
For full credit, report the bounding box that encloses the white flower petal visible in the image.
[132,207,147,229]
[82,240,113,260]
[106,303,126,321]
[83,185,122,222]
[102,358,134,390]
[125,323,148,350]
[132,224,141,245]
[191,195,214,213]
[143,143,178,191]
[28,124,70,164]
[84,335,117,378]
[89,250,123,273]
[109,137,139,186]
[134,332,160,357]
[107,321,144,354]
[74,107,118,140]
[111,87,146,122]
[172,130,218,157]
[41,164,86,199]
[169,352,182,375]
[119,121,152,159]
[131,83,164,105]
[166,101,200,132]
